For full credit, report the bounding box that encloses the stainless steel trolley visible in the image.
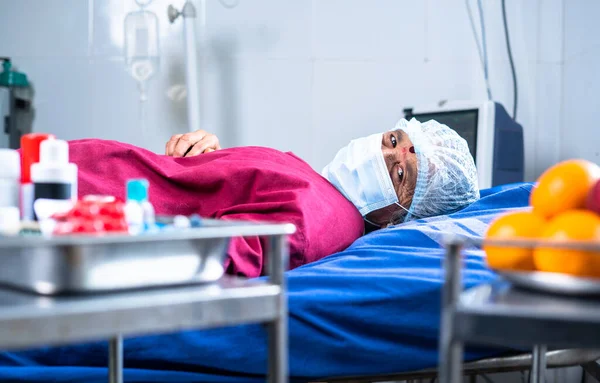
[439,237,600,383]
[0,220,296,383]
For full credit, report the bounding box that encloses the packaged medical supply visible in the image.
[0,149,20,209]
[20,133,55,220]
[83,195,117,204]
[189,214,203,228]
[53,198,128,236]
[35,199,73,237]
[173,214,190,229]
[31,139,77,221]
[0,206,20,236]
[125,179,155,234]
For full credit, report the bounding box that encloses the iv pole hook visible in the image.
[167,1,201,133]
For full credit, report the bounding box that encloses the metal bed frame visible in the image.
[313,349,600,382]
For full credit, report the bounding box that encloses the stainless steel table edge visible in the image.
[0,223,293,383]
[0,221,297,248]
[0,281,282,348]
[438,237,551,383]
[452,309,600,349]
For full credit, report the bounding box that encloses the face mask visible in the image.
[322,133,399,217]
[364,202,410,227]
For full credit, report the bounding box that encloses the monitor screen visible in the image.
[408,109,479,162]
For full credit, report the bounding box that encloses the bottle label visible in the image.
[34,182,72,200]
[33,182,72,221]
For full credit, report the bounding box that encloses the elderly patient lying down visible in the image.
[67,118,478,277]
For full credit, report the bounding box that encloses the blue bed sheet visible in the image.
[0,183,534,382]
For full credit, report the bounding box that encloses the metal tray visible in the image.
[499,270,600,297]
[0,219,295,296]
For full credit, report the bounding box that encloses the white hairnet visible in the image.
[396,118,480,222]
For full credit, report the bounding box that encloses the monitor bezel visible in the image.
[403,100,496,189]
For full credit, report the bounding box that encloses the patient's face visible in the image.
[365,129,418,228]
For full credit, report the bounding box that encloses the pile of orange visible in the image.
[484,159,600,278]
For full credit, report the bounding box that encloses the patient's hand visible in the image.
[165,130,222,157]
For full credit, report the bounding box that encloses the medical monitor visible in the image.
[403,100,524,189]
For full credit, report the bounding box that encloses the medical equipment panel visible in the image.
[404,100,524,189]
[0,58,33,150]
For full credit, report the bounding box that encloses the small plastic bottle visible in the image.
[20,133,55,221]
[189,214,203,228]
[30,139,77,221]
[0,149,20,209]
[0,206,20,236]
[125,179,155,234]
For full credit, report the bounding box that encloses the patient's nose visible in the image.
[382,147,406,174]
[381,148,395,171]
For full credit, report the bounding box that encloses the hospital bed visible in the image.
[0,182,598,382]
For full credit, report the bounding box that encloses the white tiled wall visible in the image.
[0,0,597,182]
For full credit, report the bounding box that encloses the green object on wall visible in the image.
[0,59,29,88]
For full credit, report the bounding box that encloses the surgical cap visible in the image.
[396,118,480,222]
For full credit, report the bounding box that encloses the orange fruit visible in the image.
[530,159,600,219]
[533,210,600,278]
[484,211,547,271]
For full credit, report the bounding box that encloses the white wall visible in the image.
[0,2,596,381]
[561,0,600,164]
[0,0,596,181]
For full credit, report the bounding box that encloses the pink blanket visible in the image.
[65,139,364,277]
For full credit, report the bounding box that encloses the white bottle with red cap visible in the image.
[31,139,78,221]
[20,133,55,221]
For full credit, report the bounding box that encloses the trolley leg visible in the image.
[267,235,289,383]
[109,335,123,383]
[439,239,464,383]
[530,345,547,383]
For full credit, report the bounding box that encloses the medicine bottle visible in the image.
[31,139,77,220]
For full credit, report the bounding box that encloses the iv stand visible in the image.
[168,1,202,133]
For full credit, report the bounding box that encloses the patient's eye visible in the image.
[390,135,397,148]
[398,167,404,182]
